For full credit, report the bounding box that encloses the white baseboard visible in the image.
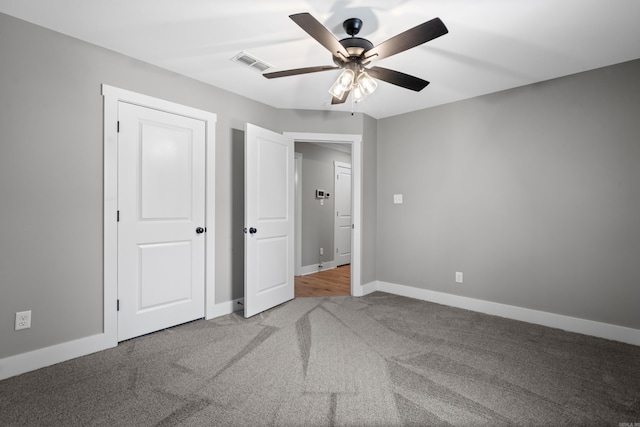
[299,261,338,276]
[0,333,115,381]
[366,281,640,346]
[5,283,635,381]
[360,280,378,296]
[2,297,245,381]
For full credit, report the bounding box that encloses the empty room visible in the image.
[1,1,639,425]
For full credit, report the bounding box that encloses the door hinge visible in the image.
[117,299,120,311]
[117,121,120,133]
[117,210,120,222]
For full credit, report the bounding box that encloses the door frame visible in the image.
[102,84,217,345]
[285,132,363,296]
[294,152,303,276]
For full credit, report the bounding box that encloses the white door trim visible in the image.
[102,84,217,346]
[294,152,303,276]
[284,132,363,296]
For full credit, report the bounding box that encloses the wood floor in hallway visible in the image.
[295,265,350,297]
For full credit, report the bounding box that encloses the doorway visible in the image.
[287,132,362,298]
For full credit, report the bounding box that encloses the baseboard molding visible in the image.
[367,281,640,346]
[0,333,115,381]
[360,280,379,296]
[2,297,245,381]
[6,283,635,381]
[299,261,338,276]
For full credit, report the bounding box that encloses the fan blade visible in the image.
[331,90,350,105]
[290,13,350,58]
[363,17,448,62]
[367,66,430,91]
[263,65,339,79]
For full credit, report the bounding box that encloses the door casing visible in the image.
[103,84,217,346]
[285,132,363,296]
[294,153,303,276]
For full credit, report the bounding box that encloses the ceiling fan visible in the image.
[263,12,448,105]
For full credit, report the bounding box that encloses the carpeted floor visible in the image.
[1,292,639,426]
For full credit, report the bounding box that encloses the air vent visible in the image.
[230,51,273,72]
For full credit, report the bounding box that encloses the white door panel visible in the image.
[245,123,294,318]
[140,123,193,219]
[256,236,288,293]
[118,102,205,341]
[138,241,192,309]
[334,162,352,266]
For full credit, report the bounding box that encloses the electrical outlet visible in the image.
[15,310,31,330]
[320,247,324,256]
[455,272,463,283]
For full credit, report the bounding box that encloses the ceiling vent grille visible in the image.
[231,51,272,72]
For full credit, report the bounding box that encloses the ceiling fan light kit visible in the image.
[263,12,448,106]
[352,71,377,103]
[328,68,355,100]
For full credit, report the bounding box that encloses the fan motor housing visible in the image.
[333,37,374,66]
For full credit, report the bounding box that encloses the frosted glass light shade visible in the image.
[329,69,355,99]
[352,85,366,103]
[358,71,377,96]
[353,71,377,103]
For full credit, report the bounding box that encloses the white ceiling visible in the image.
[2,0,640,119]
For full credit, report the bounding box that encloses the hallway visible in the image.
[294,265,350,297]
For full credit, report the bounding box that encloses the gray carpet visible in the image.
[1,292,639,426]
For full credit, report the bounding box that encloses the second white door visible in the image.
[334,161,352,266]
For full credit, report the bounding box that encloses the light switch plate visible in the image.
[393,194,403,204]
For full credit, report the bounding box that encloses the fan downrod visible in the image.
[343,18,363,36]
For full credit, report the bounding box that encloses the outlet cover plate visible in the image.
[15,310,32,330]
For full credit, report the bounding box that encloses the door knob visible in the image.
[249,227,257,234]
[196,227,205,234]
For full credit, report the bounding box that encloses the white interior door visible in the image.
[244,123,294,318]
[117,102,206,341]
[334,162,352,266]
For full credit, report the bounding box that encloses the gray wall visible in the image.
[277,109,364,136]
[377,58,640,329]
[295,143,351,267]
[0,13,377,360]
